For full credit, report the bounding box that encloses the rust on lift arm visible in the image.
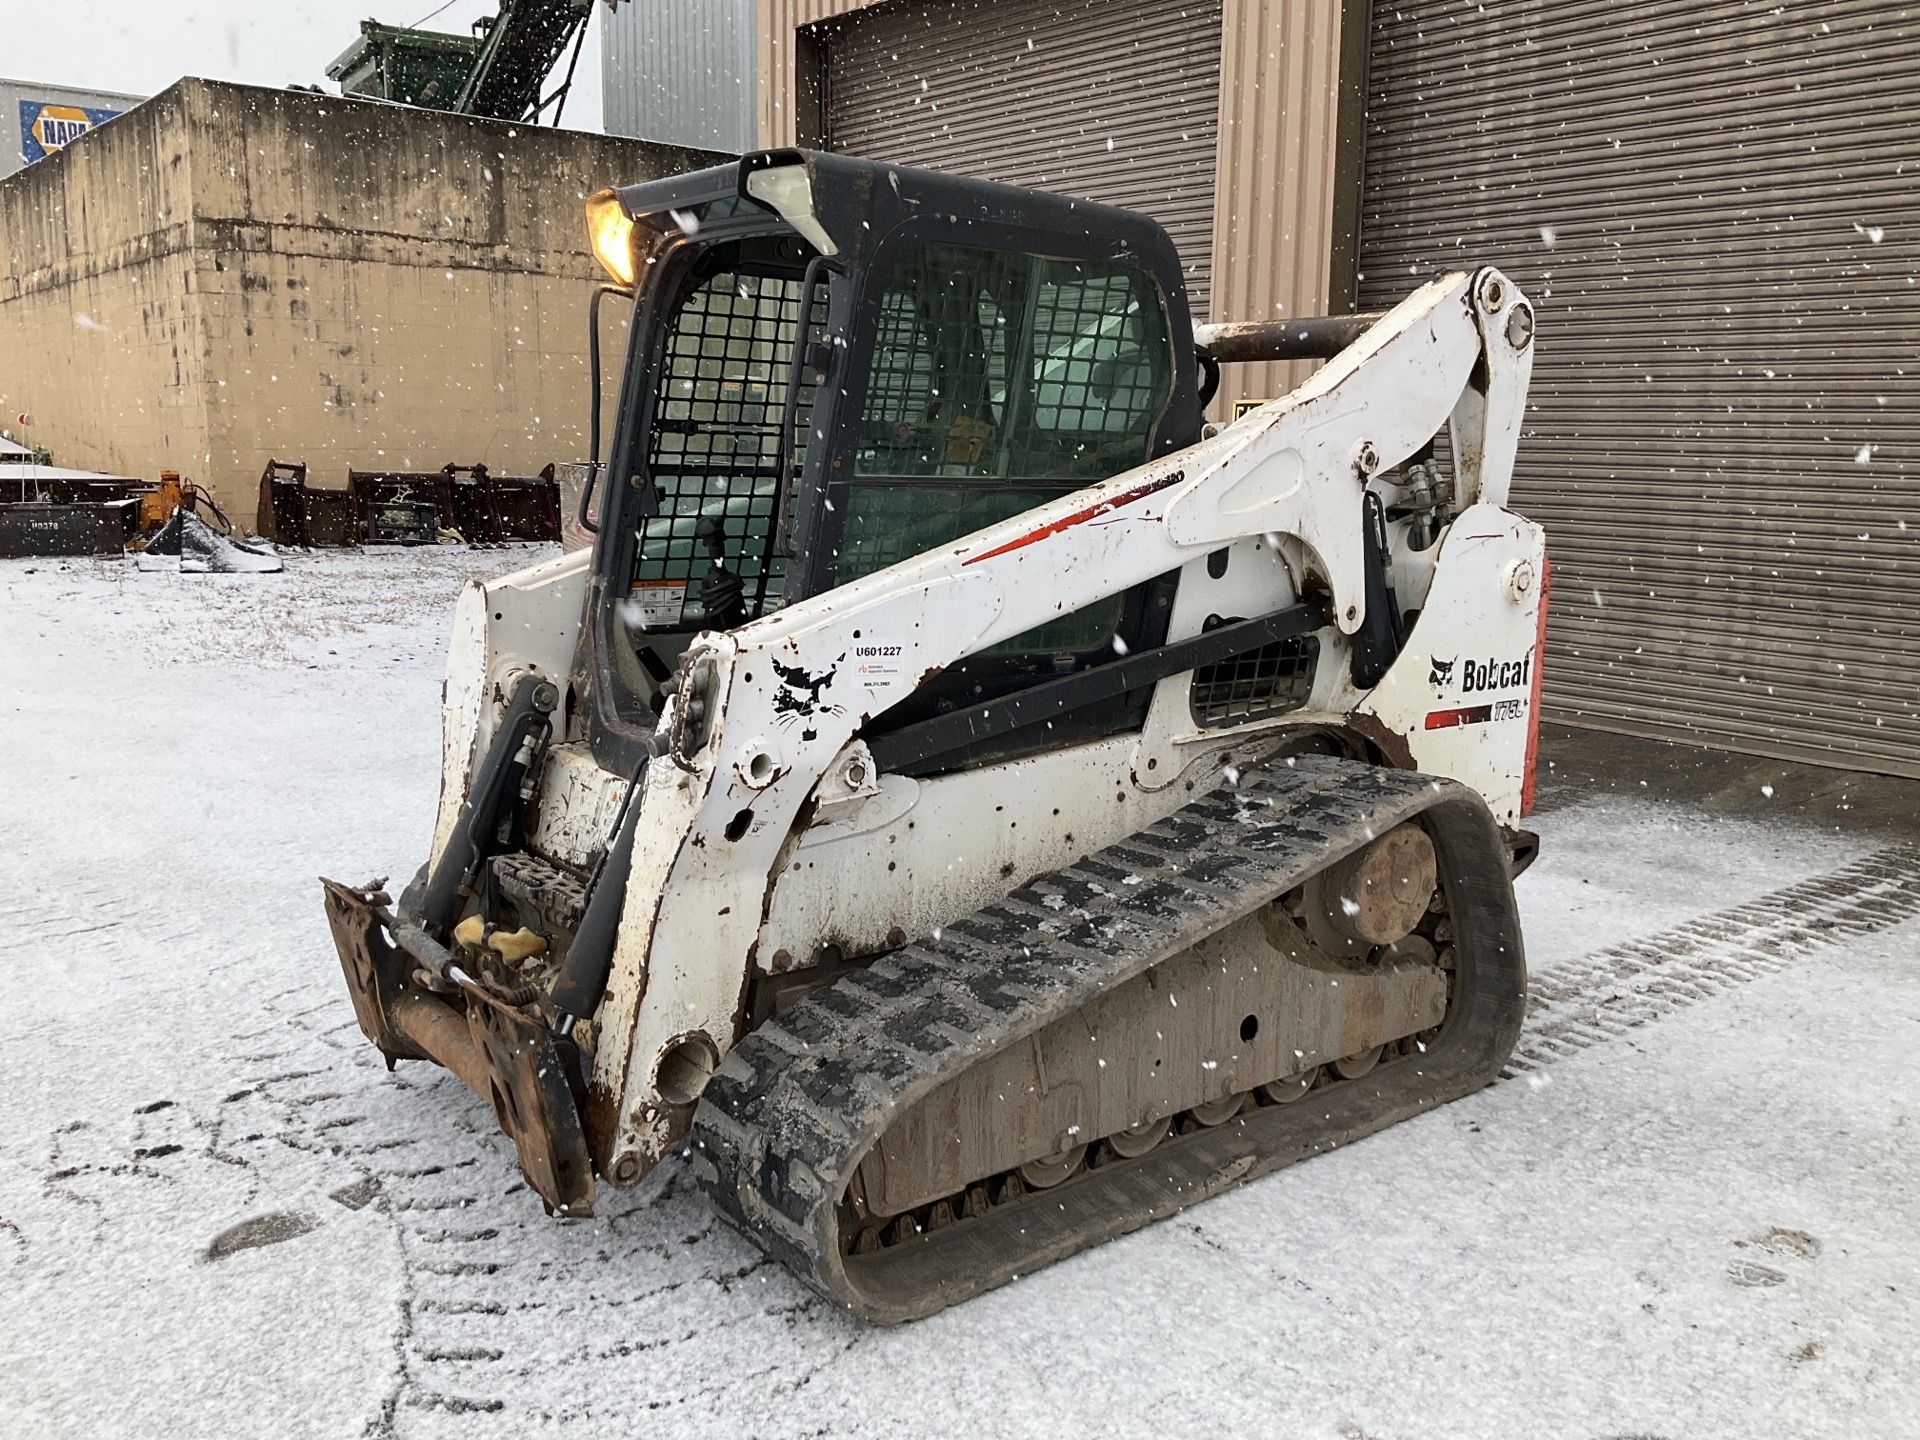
[1192,313,1385,364]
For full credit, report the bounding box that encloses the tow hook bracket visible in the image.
[320,877,597,1217]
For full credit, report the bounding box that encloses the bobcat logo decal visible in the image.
[770,655,846,741]
[1429,655,1458,691]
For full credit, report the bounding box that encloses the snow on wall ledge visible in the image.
[0,77,723,528]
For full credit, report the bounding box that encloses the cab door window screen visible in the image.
[627,243,823,630]
[837,243,1173,655]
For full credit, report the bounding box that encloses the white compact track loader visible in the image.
[323,149,1546,1322]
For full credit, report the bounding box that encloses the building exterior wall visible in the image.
[1,77,146,181]
[1207,0,1349,410]
[756,0,867,149]
[756,0,1348,416]
[1354,0,1920,779]
[603,0,757,153]
[0,84,208,475]
[0,78,719,527]
[814,0,1225,312]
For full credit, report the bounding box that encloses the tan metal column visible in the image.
[1206,0,1347,413]
[759,0,874,148]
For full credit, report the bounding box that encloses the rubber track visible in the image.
[691,756,1528,1323]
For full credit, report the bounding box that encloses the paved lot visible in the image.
[2,550,1914,1439]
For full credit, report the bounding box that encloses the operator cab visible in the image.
[578,149,1206,775]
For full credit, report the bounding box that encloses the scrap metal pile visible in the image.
[134,508,284,574]
[0,451,563,559]
[257,460,563,547]
[0,458,222,559]
[0,472,146,557]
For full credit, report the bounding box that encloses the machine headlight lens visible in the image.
[585,189,637,288]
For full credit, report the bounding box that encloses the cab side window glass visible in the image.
[837,243,1173,655]
[852,243,1172,490]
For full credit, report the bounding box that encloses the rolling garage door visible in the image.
[1358,1,1920,776]
[818,0,1224,315]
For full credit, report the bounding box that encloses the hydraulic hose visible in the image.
[418,672,558,937]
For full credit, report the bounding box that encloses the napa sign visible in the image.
[18,100,123,165]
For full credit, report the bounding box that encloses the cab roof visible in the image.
[610,148,1188,310]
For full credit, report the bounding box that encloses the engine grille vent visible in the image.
[1189,633,1318,729]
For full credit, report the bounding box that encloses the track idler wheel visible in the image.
[1106,1118,1171,1158]
[1258,1066,1318,1104]
[1017,1144,1088,1189]
[1189,1095,1245,1127]
[1308,822,1437,953]
[1331,1046,1384,1080]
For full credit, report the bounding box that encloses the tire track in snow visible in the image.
[22,835,1915,1430]
[227,978,828,1437]
[1505,844,1920,1076]
[220,1007,529,1434]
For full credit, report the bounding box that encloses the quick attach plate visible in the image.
[320,877,596,1216]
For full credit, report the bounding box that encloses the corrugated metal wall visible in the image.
[758,0,1350,419]
[1359,0,1920,777]
[759,0,866,146]
[814,0,1225,316]
[603,0,757,152]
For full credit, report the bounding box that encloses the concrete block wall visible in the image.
[0,85,212,481]
[0,78,720,526]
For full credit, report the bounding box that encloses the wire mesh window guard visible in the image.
[628,265,824,629]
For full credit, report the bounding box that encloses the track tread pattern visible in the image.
[1505,844,1920,1074]
[690,757,1524,1321]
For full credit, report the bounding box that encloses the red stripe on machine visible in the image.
[1425,704,1495,730]
[961,470,1184,566]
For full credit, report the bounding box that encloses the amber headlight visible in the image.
[585,189,636,288]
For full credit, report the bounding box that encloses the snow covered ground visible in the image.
[2,549,1914,1439]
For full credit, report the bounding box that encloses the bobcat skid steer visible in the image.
[322,149,1546,1323]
